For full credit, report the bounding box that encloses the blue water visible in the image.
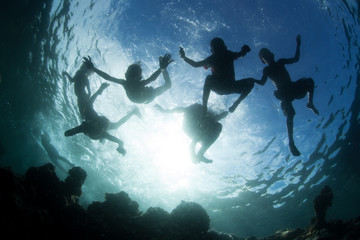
[0,0,359,237]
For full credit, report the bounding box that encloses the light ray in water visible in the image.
[0,0,359,237]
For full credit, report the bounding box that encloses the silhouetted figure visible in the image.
[155,103,228,163]
[64,166,87,203]
[84,54,173,104]
[62,56,94,119]
[41,132,75,174]
[179,38,255,113]
[64,83,141,155]
[312,185,333,229]
[256,35,319,156]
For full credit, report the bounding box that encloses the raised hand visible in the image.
[179,47,186,58]
[241,45,251,53]
[296,34,301,46]
[83,56,94,69]
[159,53,174,69]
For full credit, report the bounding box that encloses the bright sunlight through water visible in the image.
[1,0,359,237]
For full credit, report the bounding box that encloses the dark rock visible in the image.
[1,164,359,240]
[64,166,87,202]
[311,185,333,229]
[140,207,172,237]
[171,200,210,234]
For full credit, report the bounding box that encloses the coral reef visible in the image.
[0,164,359,240]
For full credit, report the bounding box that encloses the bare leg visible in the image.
[196,122,222,163]
[229,78,255,113]
[102,132,126,155]
[189,140,200,164]
[189,140,212,164]
[305,78,319,115]
[64,122,86,137]
[151,69,172,99]
[202,75,212,113]
[286,115,301,156]
[196,138,214,163]
[58,156,75,168]
[108,107,141,130]
[89,83,110,105]
[196,146,213,164]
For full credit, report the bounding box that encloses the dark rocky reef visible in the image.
[259,186,360,240]
[0,164,359,240]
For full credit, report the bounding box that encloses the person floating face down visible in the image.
[83,54,173,104]
[41,132,75,174]
[155,103,228,163]
[255,34,319,156]
[64,83,141,155]
[62,56,94,119]
[179,37,257,113]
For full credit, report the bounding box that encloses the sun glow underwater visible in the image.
[3,0,357,236]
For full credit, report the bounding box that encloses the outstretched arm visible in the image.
[179,47,207,68]
[93,67,126,85]
[281,35,301,64]
[142,68,162,86]
[254,68,269,86]
[89,83,109,105]
[233,44,251,58]
[142,54,173,86]
[83,56,126,85]
[62,71,74,83]
[154,104,186,114]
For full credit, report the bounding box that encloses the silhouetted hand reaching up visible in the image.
[159,53,174,69]
[83,56,94,69]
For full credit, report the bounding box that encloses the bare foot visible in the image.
[229,100,241,113]
[132,107,142,119]
[307,103,319,115]
[197,155,213,164]
[289,142,301,156]
[116,145,126,156]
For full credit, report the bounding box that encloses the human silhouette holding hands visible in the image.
[41,132,75,174]
[62,56,94,119]
[155,103,228,163]
[64,82,141,155]
[256,34,319,156]
[179,38,256,113]
[84,54,173,104]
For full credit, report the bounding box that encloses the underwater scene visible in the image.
[0,0,359,239]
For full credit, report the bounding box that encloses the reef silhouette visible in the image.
[0,163,359,240]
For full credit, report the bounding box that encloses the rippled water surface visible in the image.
[0,0,359,237]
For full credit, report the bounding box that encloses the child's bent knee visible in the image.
[247,80,254,89]
[306,78,314,89]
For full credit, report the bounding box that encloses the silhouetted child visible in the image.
[179,38,256,113]
[62,56,94,119]
[41,132,75,174]
[312,185,333,229]
[84,54,173,104]
[256,34,319,156]
[64,83,141,155]
[155,103,228,163]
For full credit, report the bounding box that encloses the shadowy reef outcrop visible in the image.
[0,164,359,240]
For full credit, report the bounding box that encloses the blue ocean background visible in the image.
[0,0,359,237]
